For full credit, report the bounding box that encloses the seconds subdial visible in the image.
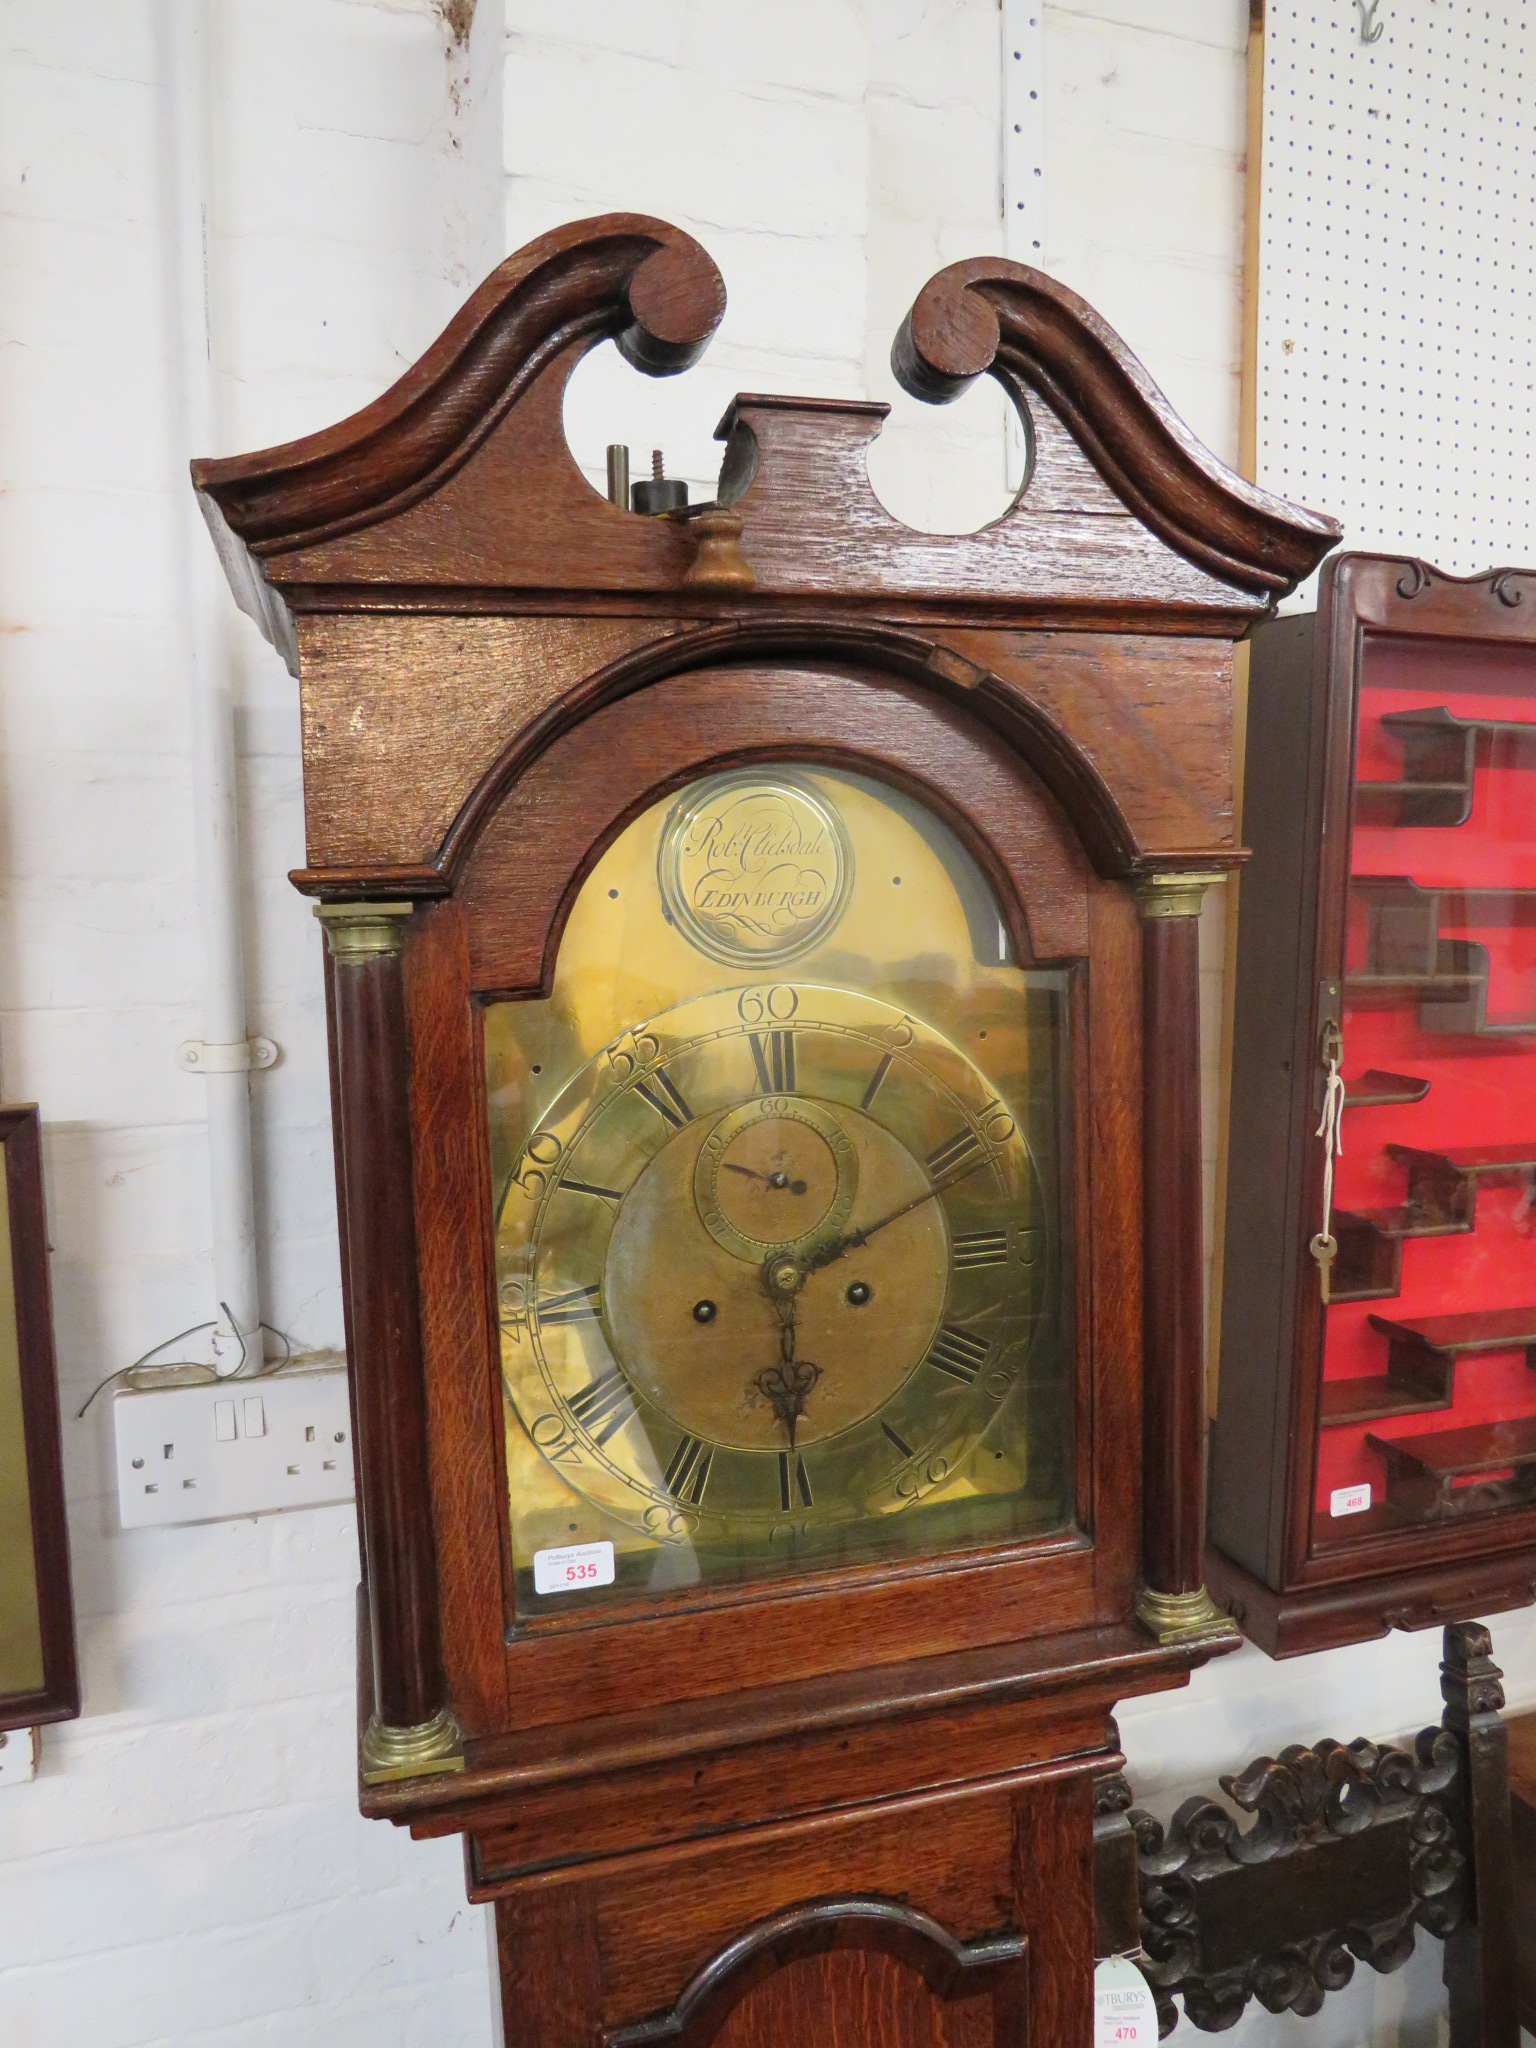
[694,1096,858,1261]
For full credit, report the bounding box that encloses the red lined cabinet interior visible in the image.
[1209,556,1536,1656]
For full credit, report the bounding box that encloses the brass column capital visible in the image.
[1133,870,1224,920]
[314,900,415,959]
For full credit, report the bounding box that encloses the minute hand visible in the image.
[804,1163,981,1270]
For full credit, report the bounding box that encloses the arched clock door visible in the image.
[193,216,1337,2048]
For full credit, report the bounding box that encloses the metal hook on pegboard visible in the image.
[1354,0,1385,45]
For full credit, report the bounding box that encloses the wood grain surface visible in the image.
[190,212,1339,682]
[291,616,1238,888]
[1083,887,1142,1615]
[706,1949,999,2048]
[389,671,1162,1733]
[1140,912,1207,1599]
[893,255,1338,594]
[486,1773,1094,2048]
[455,664,1093,991]
[192,216,723,551]
[403,901,508,1734]
[1440,1623,1518,2048]
[613,1896,1026,2048]
[329,939,446,1729]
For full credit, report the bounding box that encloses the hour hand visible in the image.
[722,1161,809,1194]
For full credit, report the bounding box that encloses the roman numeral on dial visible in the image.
[664,1434,714,1505]
[860,1051,893,1111]
[927,1127,986,1183]
[538,1282,602,1326]
[634,1069,693,1130]
[749,1029,796,1094]
[927,1325,990,1383]
[778,1450,813,1509]
[952,1230,1009,1270]
[567,1368,635,1446]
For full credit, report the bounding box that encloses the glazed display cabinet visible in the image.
[1211,553,1536,1655]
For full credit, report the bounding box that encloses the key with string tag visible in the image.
[1309,1020,1345,1305]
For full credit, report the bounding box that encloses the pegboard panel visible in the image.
[1257,1,1536,580]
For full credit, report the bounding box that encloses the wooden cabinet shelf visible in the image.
[1354,876,1536,941]
[1356,705,1536,826]
[1368,1304,1536,1364]
[1329,1142,1532,1305]
[1386,1141,1536,1220]
[1347,936,1536,1037]
[1345,1068,1431,1107]
[1340,1307,1536,1432]
[1366,1415,1536,1521]
[1329,1202,1472,1304]
[1320,1373,1453,1425]
[1348,879,1536,1035]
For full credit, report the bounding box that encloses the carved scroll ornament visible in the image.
[1132,1731,1465,2034]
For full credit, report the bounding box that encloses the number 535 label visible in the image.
[533,1539,615,1596]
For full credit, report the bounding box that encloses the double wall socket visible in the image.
[112,1364,355,1528]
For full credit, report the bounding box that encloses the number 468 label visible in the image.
[533,1539,615,1595]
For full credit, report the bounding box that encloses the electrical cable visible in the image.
[76,1315,299,1419]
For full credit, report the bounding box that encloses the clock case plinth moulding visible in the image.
[194,216,1338,2048]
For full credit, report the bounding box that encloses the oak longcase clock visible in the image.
[193,215,1336,2048]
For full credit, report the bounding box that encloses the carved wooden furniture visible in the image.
[1210,556,1536,1657]
[192,215,1336,2047]
[1506,1696,1536,2032]
[0,1104,78,1734]
[1099,1622,1516,2044]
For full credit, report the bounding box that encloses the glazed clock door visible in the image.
[483,765,1076,1616]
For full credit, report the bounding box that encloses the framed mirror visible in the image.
[0,1105,78,1732]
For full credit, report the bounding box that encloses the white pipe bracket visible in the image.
[177,1037,279,1075]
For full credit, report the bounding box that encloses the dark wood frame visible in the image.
[1210,555,1536,1657]
[194,214,1338,2046]
[0,1104,78,1732]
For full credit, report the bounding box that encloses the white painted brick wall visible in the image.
[0,3,497,2042]
[1,5,1515,2044]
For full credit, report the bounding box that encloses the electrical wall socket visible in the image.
[112,1365,355,1528]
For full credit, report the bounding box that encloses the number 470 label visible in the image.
[1093,1958,1157,2046]
[533,1539,615,1595]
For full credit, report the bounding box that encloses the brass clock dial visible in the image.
[486,767,1073,1610]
